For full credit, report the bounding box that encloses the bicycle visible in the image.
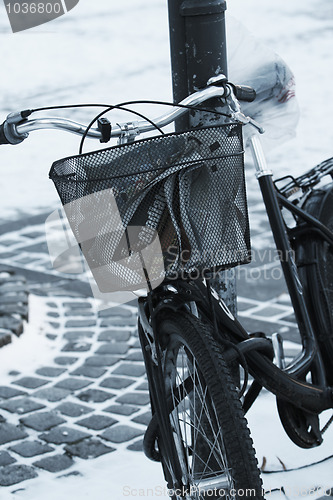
[1,75,332,499]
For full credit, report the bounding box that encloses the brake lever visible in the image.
[225,90,265,134]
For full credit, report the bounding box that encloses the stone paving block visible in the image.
[33,454,74,473]
[237,271,286,302]
[22,241,48,253]
[65,319,96,328]
[15,256,40,265]
[103,404,139,416]
[0,451,16,466]
[131,339,141,348]
[35,367,67,378]
[112,363,146,377]
[54,356,78,366]
[9,440,54,458]
[20,411,66,431]
[0,239,19,247]
[0,282,28,293]
[254,305,287,318]
[13,376,49,390]
[0,386,26,399]
[132,411,151,426]
[125,351,144,361]
[63,302,92,309]
[0,317,23,336]
[77,389,114,403]
[0,464,38,486]
[0,294,28,305]
[0,330,11,347]
[65,438,115,459]
[127,439,143,452]
[46,302,57,308]
[85,355,120,367]
[100,376,135,390]
[98,330,131,342]
[59,470,82,478]
[21,230,44,239]
[0,304,28,318]
[39,426,91,444]
[33,387,71,403]
[48,321,60,329]
[95,343,129,355]
[54,378,92,392]
[116,392,150,406]
[71,366,107,379]
[64,331,94,341]
[100,425,143,443]
[46,334,57,341]
[101,317,137,327]
[0,423,28,445]
[76,414,118,431]
[282,313,297,323]
[239,316,297,339]
[237,300,257,312]
[55,402,93,418]
[0,252,18,259]
[0,397,46,415]
[98,307,133,318]
[0,275,25,284]
[65,310,94,317]
[136,381,149,390]
[61,341,92,352]
[47,311,60,318]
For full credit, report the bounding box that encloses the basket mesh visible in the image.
[49,124,250,292]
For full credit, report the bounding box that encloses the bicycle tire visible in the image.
[295,184,333,384]
[157,311,263,499]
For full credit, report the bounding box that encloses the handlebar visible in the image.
[0,77,257,145]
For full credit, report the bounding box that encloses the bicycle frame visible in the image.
[139,276,332,416]
[137,133,333,433]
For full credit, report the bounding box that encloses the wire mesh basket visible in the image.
[49,123,250,293]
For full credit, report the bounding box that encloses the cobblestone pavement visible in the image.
[0,204,306,489]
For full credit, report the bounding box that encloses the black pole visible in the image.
[168,0,227,129]
[167,0,237,313]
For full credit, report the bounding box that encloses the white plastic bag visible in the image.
[228,17,299,151]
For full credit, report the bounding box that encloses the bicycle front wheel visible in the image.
[158,312,263,499]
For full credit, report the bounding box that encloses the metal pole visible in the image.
[167,0,237,314]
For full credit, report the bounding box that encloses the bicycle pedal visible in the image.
[272,333,286,369]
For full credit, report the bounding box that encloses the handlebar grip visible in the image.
[0,122,11,145]
[233,85,256,103]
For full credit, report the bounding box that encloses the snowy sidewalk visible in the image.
[0,295,149,487]
[0,209,332,498]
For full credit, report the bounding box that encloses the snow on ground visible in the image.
[0,0,332,498]
[0,296,331,500]
[0,0,332,218]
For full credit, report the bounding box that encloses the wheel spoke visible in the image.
[166,342,234,497]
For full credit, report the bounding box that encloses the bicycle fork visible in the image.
[137,298,187,494]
